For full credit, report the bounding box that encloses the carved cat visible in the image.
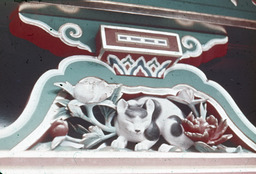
[111,97,194,151]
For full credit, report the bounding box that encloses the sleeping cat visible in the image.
[111,97,194,151]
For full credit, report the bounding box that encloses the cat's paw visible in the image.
[111,138,127,149]
[135,142,150,151]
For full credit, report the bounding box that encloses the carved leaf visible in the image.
[98,100,116,109]
[194,141,216,152]
[56,99,70,107]
[82,126,105,149]
[107,86,122,104]
[51,136,66,149]
[68,120,89,138]
[98,86,122,126]
[200,102,207,120]
[195,141,244,153]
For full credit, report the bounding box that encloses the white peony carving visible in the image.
[73,77,116,104]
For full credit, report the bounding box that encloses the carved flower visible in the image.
[49,119,69,138]
[167,89,207,117]
[74,77,116,104]
[182,113,233,145]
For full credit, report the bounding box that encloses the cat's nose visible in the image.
[135,130,141,133]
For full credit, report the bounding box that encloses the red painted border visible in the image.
[9,8,94,58]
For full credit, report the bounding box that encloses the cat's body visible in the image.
[111,96,193,151]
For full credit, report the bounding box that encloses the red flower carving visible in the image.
[182,113,233,145]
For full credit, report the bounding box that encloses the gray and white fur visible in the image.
[111,96,193,151]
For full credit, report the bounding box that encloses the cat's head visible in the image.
[116,99,155,135]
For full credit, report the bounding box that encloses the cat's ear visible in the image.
[145,99,155,115]
[117,98,128,113]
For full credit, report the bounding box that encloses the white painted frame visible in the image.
[100,25,183,57]
[117,34,168,47]
[1,151,256,174]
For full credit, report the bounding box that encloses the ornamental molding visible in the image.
[1,2,256,173]
[11,6,228,64]
[1,151,255,174]
[180,35,228,60]
[107,54,172,78]
[4,16,255,153]
[0,55,254,153]
[19,14,92,52]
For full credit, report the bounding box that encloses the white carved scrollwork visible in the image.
[179,35,228,62]
[58,23,92,52]
[19,14,92,52]
[180,35,202,60]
